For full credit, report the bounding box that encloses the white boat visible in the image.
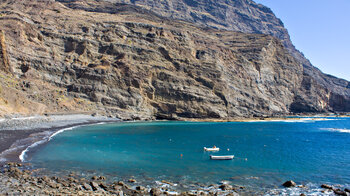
[204,147,220,152]
[210,155,234,160]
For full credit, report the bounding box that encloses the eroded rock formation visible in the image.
[0,0,348,119]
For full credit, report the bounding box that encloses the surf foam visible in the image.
[19,122,106,162]
[19,126,81,162]
[19,139,48,162]
[321,128,350,133]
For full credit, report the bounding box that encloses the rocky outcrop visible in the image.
[0,30,12,74]
[0,0,348,119]
[0,162,243,195]
[282,180,296,188]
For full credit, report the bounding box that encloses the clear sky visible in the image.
[254,0,350,81]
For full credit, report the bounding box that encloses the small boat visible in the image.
[210,155,234,160]
[204,147,220,152]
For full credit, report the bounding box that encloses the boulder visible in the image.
[91,176,98,180]
[345,188,350,193]
[282,180,297,187]
[112,184,123,190]
[128,178,136,183]
[90,181,100,191]
[136,185,147,192]
[47,182,61,189]
[150,188,162,196]
[7,162,22,167]
[219,184,234,191]
[67,177,78,183]
[99,182,108,190]
[82,183,92,191]
[333,190,347,196]
[60,182,69,187]
[99,176,106,181]
[321,184,333,190]
[117,181,131,190]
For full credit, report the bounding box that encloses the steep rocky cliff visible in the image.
[0,0,348,119]
[93,0,350,113]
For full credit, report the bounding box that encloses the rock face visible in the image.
[0,0,348,119]
[0,30,11,74]
[96,0,350,113]
[103,0,290,47]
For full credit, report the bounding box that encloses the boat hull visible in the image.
[210,155,234,160]
[204,147,220,152]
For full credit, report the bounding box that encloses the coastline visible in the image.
[1,113,348,163]
[0,114,120,163]
[1,114,350,195]
[178,114,350,122]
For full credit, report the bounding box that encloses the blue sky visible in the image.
[254,0,350,81]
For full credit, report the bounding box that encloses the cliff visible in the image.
[95,0,350,113]
[0,0,348,119]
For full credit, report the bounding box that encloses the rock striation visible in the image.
[0,0,348,119]
[97,0,350,114]
[0,30,11,74]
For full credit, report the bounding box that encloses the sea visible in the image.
[21,117,350,195]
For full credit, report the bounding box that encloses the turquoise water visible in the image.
[27,118,350,192]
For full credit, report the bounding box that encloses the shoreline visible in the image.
[1,114,350,195]
[0,114,120,163]
[0,114,347,164]
[1,162,348,195]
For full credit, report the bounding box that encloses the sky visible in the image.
[254,0,350,81]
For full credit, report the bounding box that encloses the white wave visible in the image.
[19,139,48,162]
[19,126,79,162]
[321,128,350,133]
[0,135,42,162]
[48,123,107,140]
[19,122,105,162]
[0,118,5,123]
[96,122,107,125]
[18,122,110,162]
[155,181,172,188]
[48,126,76,141]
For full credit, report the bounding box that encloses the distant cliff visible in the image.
[0,0,348,119]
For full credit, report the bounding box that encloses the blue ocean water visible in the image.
[26,118,350,192]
